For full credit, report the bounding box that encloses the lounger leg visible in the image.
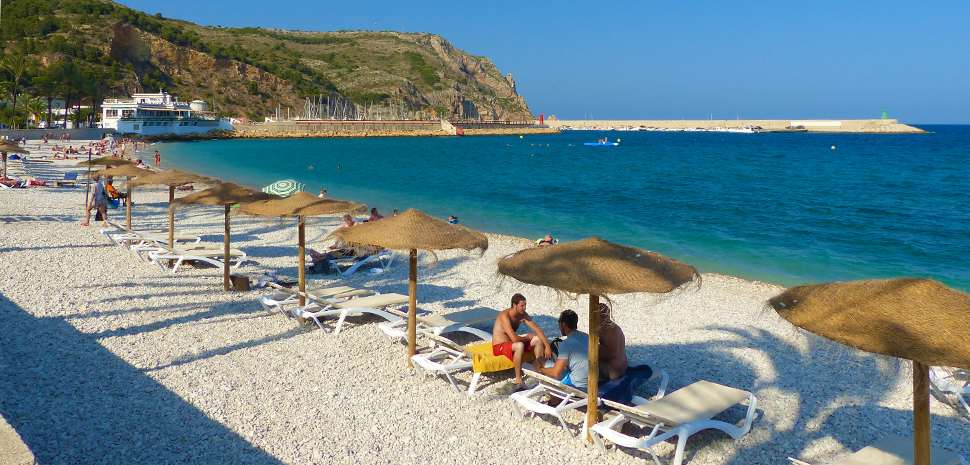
[466,373,482,396]
[332,310,349,335]
[671,426,692,465]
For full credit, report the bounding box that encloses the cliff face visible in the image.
[108,23,301,117]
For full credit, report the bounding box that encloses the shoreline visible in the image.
[2,148,968,463]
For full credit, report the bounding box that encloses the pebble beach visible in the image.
[1,143,967,464]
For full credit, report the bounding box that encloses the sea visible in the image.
[157,124,970,291]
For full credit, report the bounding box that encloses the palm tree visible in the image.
[23,95,48,127]
[84,78,105,128]
[2,55,29,129]
[31,74,61,129]
[58,62,83,128]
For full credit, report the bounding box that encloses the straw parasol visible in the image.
[329,209,489,366]
[98,164,152,233]
[237,191,366,304]
[768,278,970,465]
[126,169,219,247]
[497,236,698,441]
[0,139,29,180]
[172,183,280,291]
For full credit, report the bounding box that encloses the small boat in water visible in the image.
[584,141,619,146]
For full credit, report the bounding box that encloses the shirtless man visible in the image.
[492,293,552,390]
[598,302,628,380]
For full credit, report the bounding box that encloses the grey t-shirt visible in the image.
[558,331,590,389]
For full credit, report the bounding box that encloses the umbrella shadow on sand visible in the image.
[0,296,284,464]
[605,325,970,464]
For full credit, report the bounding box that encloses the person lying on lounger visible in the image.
[532,309,589,390]
[493,293,553,392]
[308,243,381,274]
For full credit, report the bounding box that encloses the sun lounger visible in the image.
[510,368,669,438]
[411,333,536,396]
[788,434,967,465]
[290,292,410,334]
[929,366,970,416]
[589,380,758,465]
[258,284,377,318]
[58,172,78,187]
[331,249,396,276]
[147,244,248,274]
[378,307,499,343]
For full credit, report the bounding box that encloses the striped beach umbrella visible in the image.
[262,179,305,197]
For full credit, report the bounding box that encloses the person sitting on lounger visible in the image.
[493,293,553,392]
[598,302,628,380]
[533,309,589,389]
[105,180,128,206]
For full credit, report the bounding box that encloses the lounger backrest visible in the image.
[331,293,408,309]
[525,369,586,398]
[834,434,965,465]
[609,380,750,427]
[418,307,500,328]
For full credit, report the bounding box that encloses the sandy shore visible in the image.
[1,151,967,464]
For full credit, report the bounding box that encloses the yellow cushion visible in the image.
[469,340,536,373]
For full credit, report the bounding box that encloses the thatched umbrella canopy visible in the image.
[173,183,280,291]
[98,165,153,232]
[329,209,489,365]
[498,236,698,441]
[238,191,366,304]
[126,169,219,247]
[769,278,970,465]
[0,139,28,180]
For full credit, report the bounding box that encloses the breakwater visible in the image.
[546,118,927,133]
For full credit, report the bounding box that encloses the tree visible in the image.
[31,74,61,128]
[2,55,29,129]
[58,62,83,128]
[247,80,259,95]
[22,95,47,127]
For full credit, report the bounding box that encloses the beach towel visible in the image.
[599,364,654,405]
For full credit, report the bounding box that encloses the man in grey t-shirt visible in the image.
[532,310,590,389]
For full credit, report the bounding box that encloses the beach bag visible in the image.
[308,259,329,275]
[94,210,104,222]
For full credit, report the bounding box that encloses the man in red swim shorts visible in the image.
[492,293,552,392]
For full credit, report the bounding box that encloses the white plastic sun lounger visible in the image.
[378,307,500,343]
[788,434,967,465]
[929,366,970,416]
[590,380,758,465]
[411,333,492,395]
[290,292,410,334]
[331,249,396,276]
[147,245,247,274]
[510,368,669,438]
[258,284,377,318]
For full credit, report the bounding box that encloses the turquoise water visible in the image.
[158,125,970,291]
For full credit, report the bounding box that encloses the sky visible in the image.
[115,0,970,123]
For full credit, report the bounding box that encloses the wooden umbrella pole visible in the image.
[84,151,92,211]
[586,294,601,444]
[223,205,231,292]
[407,248,418,367]
[298,216,306,307]
[913,360,931,465]
[125,184,132,231]
[168,186,175,247]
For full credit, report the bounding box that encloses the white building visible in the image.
[101,92,233,135]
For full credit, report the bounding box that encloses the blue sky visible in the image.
[116,1,970,123]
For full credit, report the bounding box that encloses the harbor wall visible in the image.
[0,128,116,140]
[544,119,927,133]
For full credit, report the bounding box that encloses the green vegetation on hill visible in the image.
[0,0,532,126]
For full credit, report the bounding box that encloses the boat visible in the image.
[101,92,234,135]
[584,141,619,146]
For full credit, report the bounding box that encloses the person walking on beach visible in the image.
[154,150,161,166]
[81,174,108,227]
[492,293,552,392]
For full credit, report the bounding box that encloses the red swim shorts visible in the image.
[493,341,533,361]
